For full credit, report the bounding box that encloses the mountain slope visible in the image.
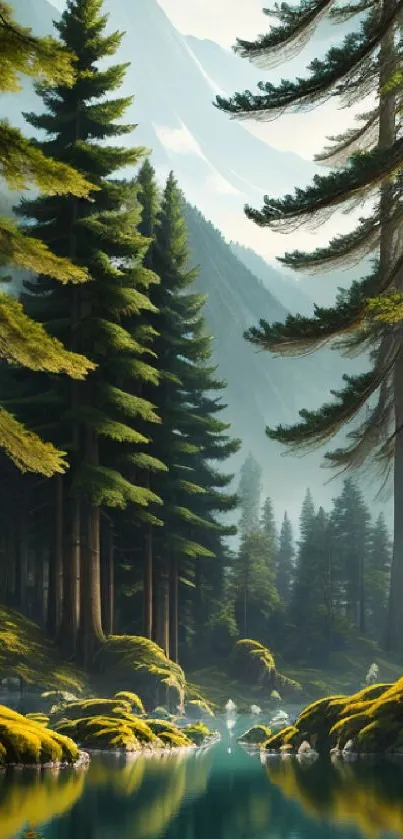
[229,241,314,316]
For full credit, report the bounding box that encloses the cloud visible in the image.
[153,122,207,157]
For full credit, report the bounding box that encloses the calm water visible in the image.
[5,713,403,839]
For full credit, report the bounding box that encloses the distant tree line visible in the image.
[214,454,391,664]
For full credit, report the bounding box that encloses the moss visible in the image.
[263,677,403,756]
[114,691,145,714]
[0,607,84,692]
[25,713,49,727]
[50,695,207,752]
[0,705,79,765]
[157,730,192,747]
[182,722,212,745]
[238,725,273,745]
[264,725,300,751]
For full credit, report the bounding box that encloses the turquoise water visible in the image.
[6,714,403,839]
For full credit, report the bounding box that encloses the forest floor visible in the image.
[189,644,403,709]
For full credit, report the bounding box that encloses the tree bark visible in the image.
[58,487,80,654]
[47,476,63,637]
[102,518,114,636]
[170,554,179,663]
[155,564,170,658]
[76,429,104,667]
[144,524,153,639]
[15,493,28,614]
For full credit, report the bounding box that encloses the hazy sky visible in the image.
[157,0,267,47]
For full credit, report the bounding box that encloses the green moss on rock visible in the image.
[0,705,79,765]
[114,691,145,714]
[238,725,272,745]
[49,696,213,752]
[182,722,212,745]
[263,678,403,755]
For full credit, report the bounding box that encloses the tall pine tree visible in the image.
[17,0,161,663]
[216,0,403,650]
[276,511,294,604]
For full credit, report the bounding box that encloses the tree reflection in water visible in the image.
[3,744,403,839]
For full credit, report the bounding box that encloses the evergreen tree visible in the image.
[233,527,279,639]
[291,503,335,659]
[261,495,277,546]
[0,0,96,474]
[276,511,294,604]
[237,452,262,536]
[366,512,391,639]
[329,479,371,633]
[17,0,160,662]
[135,165,240,660]
[216,0,403,650]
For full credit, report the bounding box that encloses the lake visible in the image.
[4,713,403,839]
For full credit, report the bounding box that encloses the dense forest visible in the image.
[0,0,400,712]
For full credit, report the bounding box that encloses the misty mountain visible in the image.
[229,241,314,316]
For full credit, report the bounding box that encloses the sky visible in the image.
[157,0,268,48]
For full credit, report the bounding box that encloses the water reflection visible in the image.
[3,727,403,839]
[266,755,403,837]
[0,769,85,839]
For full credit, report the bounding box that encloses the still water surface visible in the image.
[4,714,403,839]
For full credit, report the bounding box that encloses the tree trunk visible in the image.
[15,497,28,614]
[170,554,179,663]
[34,547,45,626]
[102,519,114,636]
[58,489,80,654]
[155,565,170,658]
[47,476,63,637]
[144,524,153,639]
[76,429,104,667]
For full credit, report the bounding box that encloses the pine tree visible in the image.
[366,512,391,639]
[237,452,262,536]
[216,0,403,650]
[233,527,279,639]
[329,479,371,633]
[291,502,335,659]
[276,511,294,604]
[0,0,97,474]
[17,0,161,662]
[261,496,277,546]
[135,165,240,660]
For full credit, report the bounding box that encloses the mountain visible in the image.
[7,0,316,258]
[229,242,314,316]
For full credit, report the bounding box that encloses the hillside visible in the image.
[229,241,314,316]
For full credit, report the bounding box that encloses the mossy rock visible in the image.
[263,679,403,756]
[182,722,212,745]
[238,725,272,745]
[0,705,80,765]
[114,691,145,714]
[25,713,49,727]
[50,696,212,752]
[157,730,191,747]
[49,698,132,727]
